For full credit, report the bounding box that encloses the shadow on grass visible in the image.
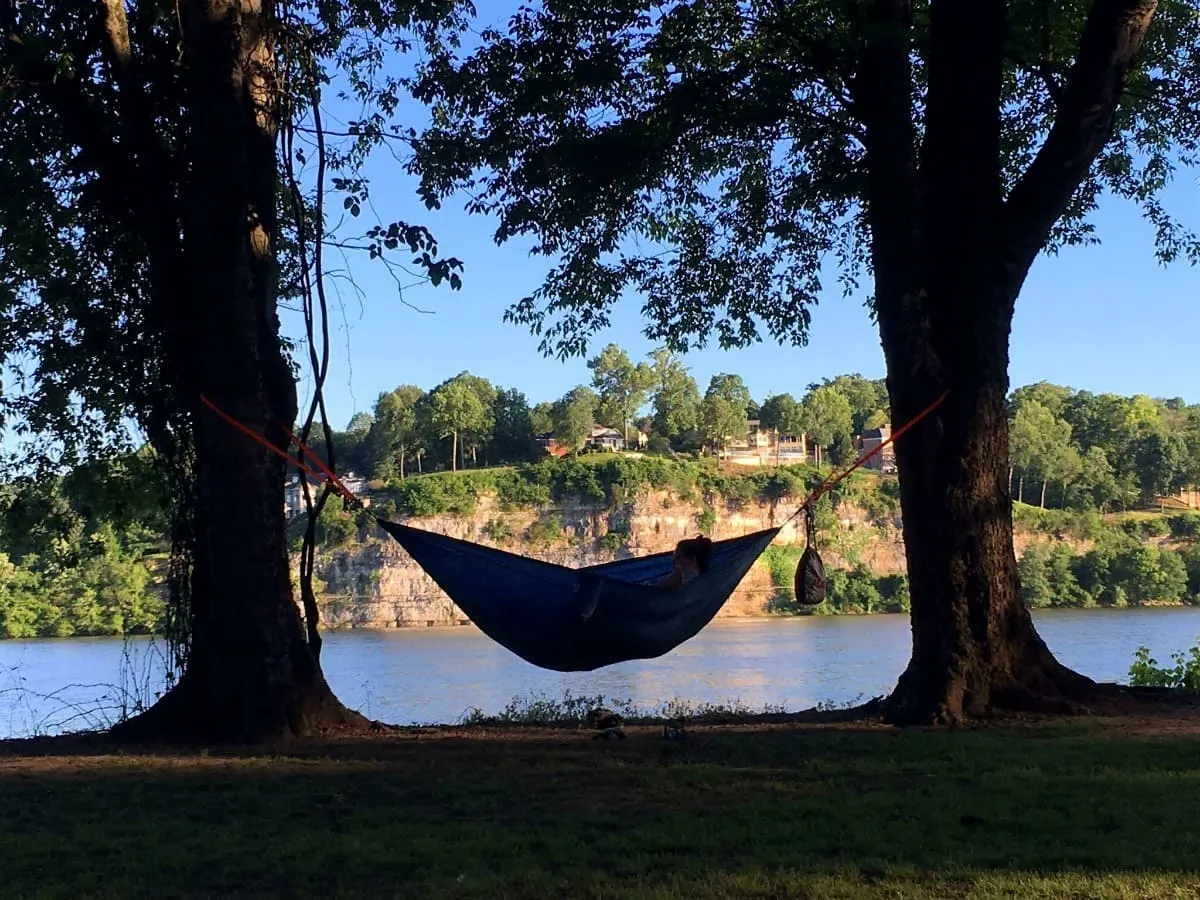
[3,718,1200,898]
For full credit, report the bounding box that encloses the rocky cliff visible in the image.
[305,489,1069,629]
[306,490,894,627]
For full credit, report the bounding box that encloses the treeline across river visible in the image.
[318,348,1200,519]
[5,366,1200,638]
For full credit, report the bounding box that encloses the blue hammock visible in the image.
[377,520,780,671]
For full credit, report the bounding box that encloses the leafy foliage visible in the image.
[1128,640,1200,689]
[1010,383,1200,513]
[551,387,599,455]
[588,344,654,440]
[410,1,1200,362]
[0,454,167,638]
[1019,537,1197,609]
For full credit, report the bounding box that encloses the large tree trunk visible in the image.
[854,0,1153,724]
[879,298,1096,724]
[113,0,363,744]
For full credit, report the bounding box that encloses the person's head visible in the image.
[674,535,713,573]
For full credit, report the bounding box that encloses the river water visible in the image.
[3,608,1200,739]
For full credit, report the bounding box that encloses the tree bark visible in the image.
[854,0,1153,723]
[1040,479,1048,509]
[111,0,363,744]
[451,430,458,471]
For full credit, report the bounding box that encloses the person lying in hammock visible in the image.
[658,535,713,589]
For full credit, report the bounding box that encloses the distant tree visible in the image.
[1044,443,1083,509]
[801,386,853,466]
[815,375,889,434]
[1067,446,1122,513]
[492,388,536,463]
[758,393,806,444]
[1009,401,1061,505]
[1009,382,1073,419]
[829,431,856,467]
[337,412,375,475]
[446,373,498,467]
[531,401,556,436]
[368,386,425,480]
[1181,428,1200,489]
[346,412,374,435]
[427,381,486,472]
[1111,545,1188,605]
[863,409,891,431]
[706,374,755,418]
[1132,432,1190,506]
[1017,544,1055,608]
[588,344,655,442]
[699,394,746,453]
[648,348,700,444]
[552,387,598,455]
[1079,393,1169,503]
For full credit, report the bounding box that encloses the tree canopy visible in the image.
[552,387,598,455]
[588,343,654,440]
[411,0,1200,360]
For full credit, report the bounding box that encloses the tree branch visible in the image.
[852,0,920,300]
[1035,62,1065,107]
[4,12,151,242]
[1003,0,1159,276]
[101,0,134,70]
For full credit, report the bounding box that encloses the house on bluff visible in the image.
[535,424,649,457]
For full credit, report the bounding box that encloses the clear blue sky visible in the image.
[285,139,1199,431]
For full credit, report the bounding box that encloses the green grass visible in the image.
[3,719,1200,897]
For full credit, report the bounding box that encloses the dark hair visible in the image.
[678,535,713,572]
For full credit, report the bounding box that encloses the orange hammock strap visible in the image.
[278,421,358,504]
[198,395,358,504]
[790,389,949,519]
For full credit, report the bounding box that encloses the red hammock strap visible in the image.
[278,421,358,504]
[198,395,357,503]
[791,390,949,518]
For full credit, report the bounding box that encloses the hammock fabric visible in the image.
[377,519,780,671]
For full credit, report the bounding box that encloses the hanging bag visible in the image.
[794,506,827,606]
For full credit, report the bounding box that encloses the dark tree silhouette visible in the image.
[1,0,466,741]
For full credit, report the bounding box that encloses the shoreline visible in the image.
[4,601,1199,643]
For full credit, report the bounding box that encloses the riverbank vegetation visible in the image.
[8,421,1200,638]
[3,716,1200,898]
[4,359,1200,640]
[0,454,168,640]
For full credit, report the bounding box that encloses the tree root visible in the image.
[880,655,1193,727]
[107,670,369,748]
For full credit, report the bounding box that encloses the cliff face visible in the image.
[304,490,1063,628]
[306,491,895,627]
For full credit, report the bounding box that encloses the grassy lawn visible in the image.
[3,717,1200,898]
